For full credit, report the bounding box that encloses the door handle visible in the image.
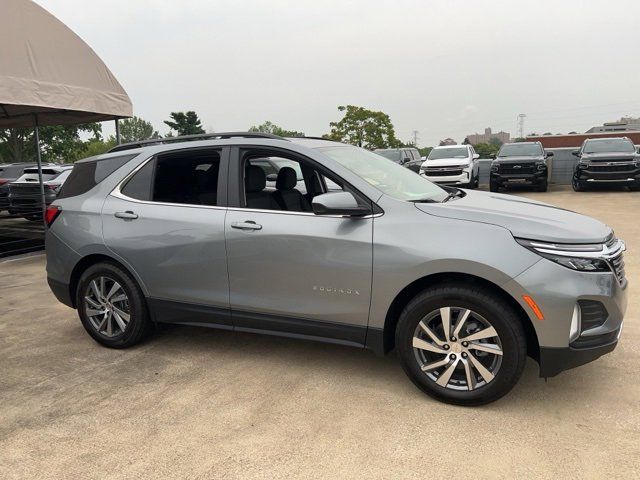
[231,221,262,231]
[114,210,138,220]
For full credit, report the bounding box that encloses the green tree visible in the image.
[119,116,159,143]
[325,105,402,149]
[474,142,500,159]
[83,138,117,157]
[418,147,433,157]
[0,128,35,163]
[249,121,304,137]
[488,137,503,147]
[164,111,205,136]
[462,137,470,145]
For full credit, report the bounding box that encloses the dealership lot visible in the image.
[0,186,638,479]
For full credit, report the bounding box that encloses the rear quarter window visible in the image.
[57,154,136,199]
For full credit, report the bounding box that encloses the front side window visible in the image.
[497,143,543,157]
[583,139,635,154]
[121,149,221,206]
[318,145,448,203]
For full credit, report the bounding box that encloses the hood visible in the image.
[415,189,611,244]
[422,158,471,167]
[493,155,544,164]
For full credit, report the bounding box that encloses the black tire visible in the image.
[537,179,548,192]
[76,262,153,348]
[489,180,501,192]
[572,177,585,192]
[474,172,480,188]
[395,284,527,406]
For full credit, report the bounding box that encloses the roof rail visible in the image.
[108,131,288,153]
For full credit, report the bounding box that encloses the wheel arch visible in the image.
[68,253,144,308]
[377,272,540,361]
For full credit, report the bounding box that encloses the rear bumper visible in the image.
[47,277,74,308]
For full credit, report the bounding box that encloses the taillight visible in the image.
[0,179,8,185]
[45,205,62,227]
[45,184,61,190]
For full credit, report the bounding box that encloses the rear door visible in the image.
[101,147,232,327]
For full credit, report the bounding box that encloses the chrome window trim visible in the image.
[110,154,228,211]
[111,154,382,219]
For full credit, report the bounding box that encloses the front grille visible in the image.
[570,330,618,349]
[578,300,608,332]
[586,164,636,173]
[424,168,463,177]
[498,163,536,174]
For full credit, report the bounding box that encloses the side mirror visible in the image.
[312,191,370,217]
[266,173,278,182]
[489,153,496,159]
[403,157,410,164]
[472,153,480,160]
[546,151,554,158]
[572,150,580,157]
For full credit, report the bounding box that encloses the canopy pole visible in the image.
[33,114,47,227]
[115,119,121,144]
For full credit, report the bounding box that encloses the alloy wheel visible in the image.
[412,306,503,391]
[84,276,131,337]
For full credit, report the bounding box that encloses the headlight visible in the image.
[536,162,546,171]
[515,238,624,273]
[490,165,499,172]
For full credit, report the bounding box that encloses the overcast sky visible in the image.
[38,0,640,146]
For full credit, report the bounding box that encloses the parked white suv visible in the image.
[420,145,480,188]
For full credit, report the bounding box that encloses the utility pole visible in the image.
[517,114,526,139]
[412,130,419,147]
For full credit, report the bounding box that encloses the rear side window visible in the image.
[58,154,136,199]
[120,148,221,206]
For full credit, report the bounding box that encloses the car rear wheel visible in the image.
[396,284,527,406]
[489,180,501,192]
[76,262,153,348]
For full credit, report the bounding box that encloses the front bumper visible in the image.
[491,170,547,185]
[574,163,640,185]
[538,327,621,377]
[503,256,628,377]
[420,169,471,185]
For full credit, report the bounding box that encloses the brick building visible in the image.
[526,131,640,149]
[466,127,510,145]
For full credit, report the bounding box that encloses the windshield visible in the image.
[427,147,468,160]
[498,143,543,157]
[583,139,635,154]
[318,145,448,202]
[375,150,402,162]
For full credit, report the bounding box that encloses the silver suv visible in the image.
[45,133,628,405]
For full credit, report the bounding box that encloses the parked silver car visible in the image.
[45,133,627,405]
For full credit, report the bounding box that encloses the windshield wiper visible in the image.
[409,197,439,203]
[442,188,463,203]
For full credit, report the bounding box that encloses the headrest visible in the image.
[245,165,266,192]
[276,166,298,190]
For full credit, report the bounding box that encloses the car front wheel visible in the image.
[396,284,527,406]
[76,262,153,348]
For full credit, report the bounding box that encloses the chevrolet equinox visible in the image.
[45,133,628,405]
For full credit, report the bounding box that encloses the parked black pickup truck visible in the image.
[489,141,551,192]
[572,137,640,191]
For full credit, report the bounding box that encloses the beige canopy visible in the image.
[0,0,132,128]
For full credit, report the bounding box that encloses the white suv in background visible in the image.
[420,145,480,189]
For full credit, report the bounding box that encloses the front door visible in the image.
[225,147,373,346]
